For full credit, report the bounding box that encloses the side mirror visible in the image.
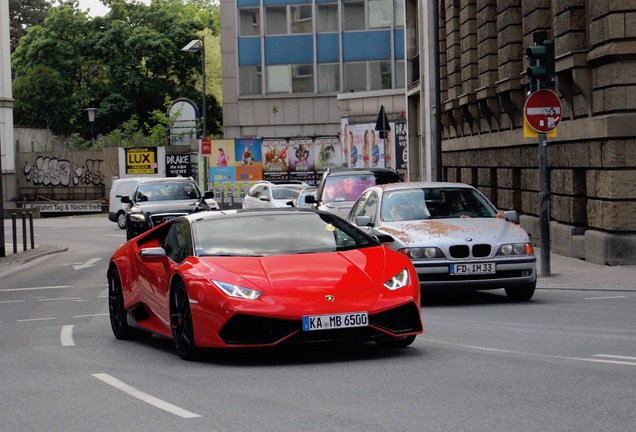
[121,195,132,204]
[139,247,166,261]
[502,210,519,223]
[305,195,317,204]
[204,190,215,199]
[354,215,372,227]
[374,234,395,243]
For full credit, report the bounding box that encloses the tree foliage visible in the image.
[11,0,222,143]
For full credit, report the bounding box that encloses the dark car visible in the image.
[305,167,404,218]
[121,177,214,240]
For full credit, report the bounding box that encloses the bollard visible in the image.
[29,212,35,249]
[22,212,27,251]
[12,213,17,254]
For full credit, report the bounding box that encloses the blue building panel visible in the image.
[342,31,392,61]
[265,35,314,64]
[237,0,260,6]
[317,34,340,63]
[394,29,405,59]
[238,38,262,66]
[262,0,312,5]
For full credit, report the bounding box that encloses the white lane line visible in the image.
[73,313,109,318]
[61,325,75,347]
[584,295,628,300]
[92,373,202,418]
[593,354,636,361]
[0,300,26,304]
[17,317,56,322]
[422,338,636,368]
[0,286,73,292]
[38,297,83,302]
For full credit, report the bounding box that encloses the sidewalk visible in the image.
[1,243,636,291]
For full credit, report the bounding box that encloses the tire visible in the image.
[171,280,199,360]
[505,282,536,302]
[108,268,137,340]
[375,335,416,349]
[117,211,127,229]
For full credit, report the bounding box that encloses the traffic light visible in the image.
[526,38,555,90]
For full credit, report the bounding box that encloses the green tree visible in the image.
[8,0,53,52]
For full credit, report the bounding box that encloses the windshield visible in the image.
[322,175,377,203]
[381,187,498,221]
[193,212,376,256]
[135,182,200,202]
[272,186,305,200]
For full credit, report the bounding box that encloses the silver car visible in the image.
[347,182,537,301]
[242,181,309,209]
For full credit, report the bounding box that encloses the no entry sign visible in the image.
[524,89,562,133]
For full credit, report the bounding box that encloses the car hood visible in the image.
[199,248,388,294]
[378,217,530,246]
[133,200,203,214]
[318,201,355,218]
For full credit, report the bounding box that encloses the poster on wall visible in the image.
[125,147,158,174]
[346,123,387,169]
[234,138,263,182]
[166,153,191,177]
[262,138,290,181]
[314,136,341,175]
[393,120,408,174]
[289,138,315,182]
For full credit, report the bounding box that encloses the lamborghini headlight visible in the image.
[212,280,262,299]
[384,269,409,291]
[496,243,534,256]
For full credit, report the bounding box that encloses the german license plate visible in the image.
[451,262,496,275]
[302,312,368,331]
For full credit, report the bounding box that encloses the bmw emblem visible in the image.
[325,295,334,302]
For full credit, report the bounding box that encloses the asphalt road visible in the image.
[1,215,635,432]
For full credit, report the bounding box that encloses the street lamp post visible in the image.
[85,107,97,150]
[182,38,208,190]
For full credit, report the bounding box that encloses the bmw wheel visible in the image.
[505,282,536,301]
[116,211,127,229]
[171,280,198,360]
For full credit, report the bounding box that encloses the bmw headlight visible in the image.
[496,243,534,256]
[399,247,444,259]
[384,269,409,291]
[212,280,262,299]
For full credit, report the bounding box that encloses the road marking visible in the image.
[584,295,628,300]
[0,286,73,292]
[72,258,102,270]
[17,317,56,322]
[0,300,26,304]
[38,297,83,302]
[92,373,202,418]
[73,313,108,318]
[422,338,636,368]
[61,325,75,346]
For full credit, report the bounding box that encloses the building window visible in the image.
[239,8,261,37]
[344,62,367,91]
[291,5,313,34]
[394,0,404,28]
[395,59,405,89]
[267,65,291,93]
[266,6,287,35]
[368,0,391,29]
[317,3,339,33]
[318,63,340,93]
[266,5,313,35]
[292,64,315,93]
[369,60,392,90]
[343,0,365,31]
[239,65,262,95]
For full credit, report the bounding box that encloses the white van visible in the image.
[108,177,146,228]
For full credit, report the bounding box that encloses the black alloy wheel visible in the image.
[171,280,198,360]
[108,268,137,340]
[505,282,536,302]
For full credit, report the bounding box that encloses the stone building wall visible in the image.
[438,0,636,265]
